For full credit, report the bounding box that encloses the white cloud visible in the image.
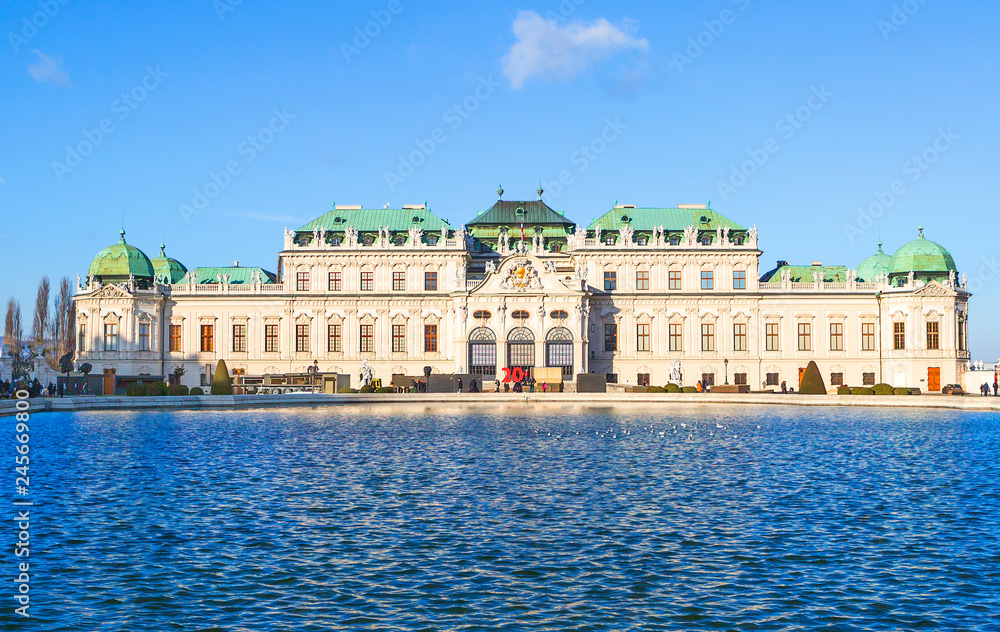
[27,50,72,88]
[502,11,649,89]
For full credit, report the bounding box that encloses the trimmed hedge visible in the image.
[873,383,894,396]
[799,361,827,395]
[190,387,205,395]
[893,388,911,396]
[147,382,169,397]
[852,387,875,395]
[646,386,666,393]
[338,387,358,393]
[664,384,682,393]
[682,386,697,393]
[125,383,148,397]
[375,387,395,394]
[167,384,190,396]
[211,359,233,395]
[359,385,375,394]
[837,385,852,395]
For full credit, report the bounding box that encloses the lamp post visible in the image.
[724,358,729,385]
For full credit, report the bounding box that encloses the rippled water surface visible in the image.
[23,403,1000,630]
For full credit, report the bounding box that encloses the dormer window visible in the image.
[331,237,341,246]
[362,235,374,246]
[733,235,745,246]
[636,236,648,246]
[605,236,616,246]
[427,236,438,246]
[701,235,713,246]
[669,235,681,246]
[394,236,405,246]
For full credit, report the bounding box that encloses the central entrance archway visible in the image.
[468,327,497,380]
[506,327,535,377]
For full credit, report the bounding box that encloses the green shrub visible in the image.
[799,361,827,395]
[167,384,189,396]
[837,385,852,395]
[646,386,665,393]
[664,384,682,393]
[359,385,375,393]
[681,386,697,393]
[148,382,169,397]
[375,387,395,394]
[893,388,911,396]
[190,387,205,395]
[852,387,875,395]
[873,383,894,396]
[125,382,148,397]
[338,387,358,393]
[211,359,233,395]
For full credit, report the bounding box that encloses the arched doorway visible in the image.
[506,327,535,377]
[468,327,497,380]
[545,327,574,378]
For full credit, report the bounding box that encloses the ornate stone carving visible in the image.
[500,259,542,292]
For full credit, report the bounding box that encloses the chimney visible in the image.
[233,261,239,267]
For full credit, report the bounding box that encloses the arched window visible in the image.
[550,310,569,320]
[468,327,497,379]
[507,327,535,374]
[473,310,492,320]
[511,310,530,321]
[545,327,574,377]
[362,235,374,246]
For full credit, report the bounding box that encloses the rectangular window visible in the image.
[863,372,876,386]
[265,324,279,353]
[766,372,779,386]
[766,323,780,352]
[328,324,342,353]
[701,271,714,290]
[104,323,119,352]
[733,323,747,352]
[668,270,682,291]
[169,324,182,352]
[862,322,876,351]
[637,373,651,387]
[393,271,406,292]
[79,323,87,352]
[701,373,715,387]
[669,323,683,352]
[604,271,617,292]
[392,324,406,353]
[701,323,715,352]
[328,271,342,292]
[233,324,247,353]
[361,271,374,292]
[360,324,374,353]
[424,271,438,291]
[636,323,650,352]
[138,323,150,351]
[831,373,844,386]
[926,321,940,350]
[200,324,214,353]
[424,324,438,353]
[735,373,748,386]
[635,270,649,291]
[830,322,844,352]
[296,271,309,292]
[733,270,747,290]
[893,322,906,350]
[295,324,309,353]
[604,323,617,352]
[797,322,811,352]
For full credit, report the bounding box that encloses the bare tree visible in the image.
[57,277,76,357]
[31,277,50,359]
[4,299,27,380]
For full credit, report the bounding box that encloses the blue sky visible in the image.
[2,0,998,359]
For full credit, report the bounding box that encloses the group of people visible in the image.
[494,378,548,393]
[0,378,56,398]
[455,378,481,393]
[980,378,999,396]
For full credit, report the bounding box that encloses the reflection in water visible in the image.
[32,404,1000,630]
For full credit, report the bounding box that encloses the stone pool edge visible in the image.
[4,393,1000,416]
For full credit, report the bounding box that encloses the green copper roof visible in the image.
[149,244,188,284]
[888,227,957,278]
[467,200,575,228]
[760,264,849,283]
[191,267,276,284]
[587,206,746,233]
[298,207,451,233]
[88,230,155,279]
[856,242,892,282]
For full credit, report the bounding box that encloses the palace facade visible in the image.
[73,194,971,391]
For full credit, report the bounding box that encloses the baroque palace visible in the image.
[74,192,971,391]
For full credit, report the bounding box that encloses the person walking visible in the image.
[457,378,463,394]
[994,379,998,397]
[495,380,500,393]
[781,381,788,394]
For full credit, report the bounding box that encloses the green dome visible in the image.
[888,227,957,283]
[856,241,892,282]
[88,230,155,280]
[149,243,188,284]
